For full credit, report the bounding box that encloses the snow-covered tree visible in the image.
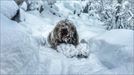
[14,0,25,5]
[104,0,134,30]
[26,0,44,13]
[82,0,134,30]
[45,0,56,8]
[14,0,44,13]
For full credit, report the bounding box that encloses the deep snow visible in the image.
[0,0,134,74]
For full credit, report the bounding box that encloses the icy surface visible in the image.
[0,0,134,74]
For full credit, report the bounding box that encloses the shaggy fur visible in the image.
[48,19,79,49]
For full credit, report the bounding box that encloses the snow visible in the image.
[0,14,39,74]
[0,0,18,19]
[95,29,134,47]
[20,1,27,11]
[57,43,90,58]
[88,29,134,74]
[1,0,134,74]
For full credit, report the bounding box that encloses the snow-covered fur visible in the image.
[57,43,90,58]
[48,19,79,49]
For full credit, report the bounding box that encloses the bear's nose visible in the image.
[62,28,67,32]
[61,28,68,35]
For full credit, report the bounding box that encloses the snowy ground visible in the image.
[0,0,134,74]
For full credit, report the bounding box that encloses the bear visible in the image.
[48,19,79,49]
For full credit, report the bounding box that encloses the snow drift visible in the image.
[0,14,39,74]
[89,29,134,74]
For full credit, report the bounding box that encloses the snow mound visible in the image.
[57,43,90,58]
[95,29,134,46]
[0,0,18,19]
[89,29,134,73]
[39,47,107,74]
[0,14,39,74]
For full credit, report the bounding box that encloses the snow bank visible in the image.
[0,0,18,19]
[38,47,107,74]
[89,29,134,74]
[95,29,134,46]
[0,14,39,74]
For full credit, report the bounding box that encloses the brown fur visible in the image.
[48,19,79,49]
